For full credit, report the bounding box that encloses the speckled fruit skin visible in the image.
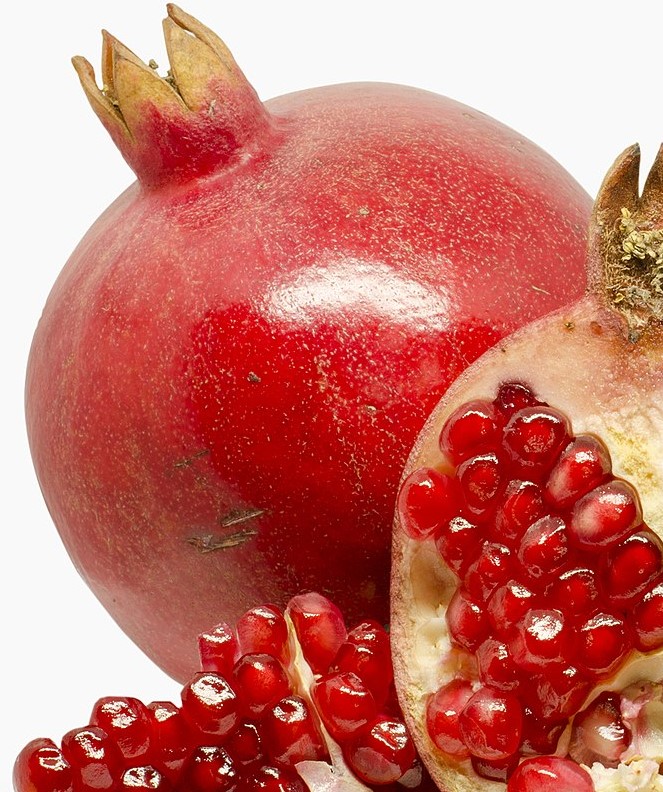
[25,8,590,682]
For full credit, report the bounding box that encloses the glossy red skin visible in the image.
[26,81,590,681]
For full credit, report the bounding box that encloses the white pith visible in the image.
[391,296,663,792]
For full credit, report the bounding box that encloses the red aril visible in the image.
[24,6,591,682]
[13,739,73,792]
[458,687,523,761]
[425,679,474,758]
[392,145,663,790]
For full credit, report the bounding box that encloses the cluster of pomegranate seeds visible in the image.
[399,380,663,782]
[13,593,420,791]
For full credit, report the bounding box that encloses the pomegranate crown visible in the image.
[591,143,663,337]
[72,5,276,187]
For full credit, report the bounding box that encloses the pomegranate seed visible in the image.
[520,709,566,755]
[245,765,305,791]
[486,579,535,638]
[517,515,569,581]
[634,578,663,651]
[119,766,170,790]
[493,382,540,417]
[312,672,377,741]
[471,753,519,782]
[331,620,392,706]
[343,718,416,785]
[90,696,151,762]
[569,691,631,768]
[576,612,632,677]
[286,592,347,674]
[436,515,483,577]
[476,638,519,691]
[397,468,459,539]
[231,653,290,717]
[262,695,326,766]
[458,686,523,760]
[198,623,239,676]
[547,566,599,620]
[507,756,594,792]
[525,665,591,720]
[456,452,505,514]
[568,479,642,549]
[438,398,503,466]
[446,588,489,651]
[146,701,191,780]
[503,406,571,473]
[604,529,663,606]
[225,721,263,766]
[425,679,474,758]
[13,738,73,792]
[180,672,239,739]
[236,605,289,663]
[509,609,571,671]
[60,727,122,792]
[178,746,237,792]
[490,479,544,545]
[464,542,514,602]
[545,434,612,507]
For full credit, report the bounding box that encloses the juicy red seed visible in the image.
[520,710,566,755]
[246,765,306,791]
[509,609,571,671]
[236,605,289,663]
[507,756,594,792]
[576,612,632,678]
[231,653,290,717]
[262,695,326,766]
[425,679,474,758]
[60,727,123,792]
[146,702,191,779]
[604,530,663,606]
[569,692,631,769]
[456,452,504,514]
[464,542,514,602]
[476,639,519,690]
[286,592,347,674]
[503,406,571,476]
[198,623,239,677]
[486,580,535,638]
[225,721,263,766]
[458,686,523,761]
[547,567,599,620]
[332,620,392,706]
[493,382,540,417]
[545,434,612,508]
[525,665,591,720]
[471,753,519,782]
[634,578,663,651]
[178,746,237,792]
[517,516,569,582]
[568,479,642,549]
[13,738,73,792]
[89,697,151,762]
[180,672,239,739]
[312,672,377,741]
[446,588,489,652]
[343,718,416,785]
[397,468,460,539]
[439,399,503,464]
[119,766,170,790]
[435,515,483,577]
[490,480,544,545]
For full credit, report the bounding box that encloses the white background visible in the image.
[2,0,661,785]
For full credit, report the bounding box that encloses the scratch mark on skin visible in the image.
[186,528,259,553]
[219,507,266,527]
[173,449,211,469]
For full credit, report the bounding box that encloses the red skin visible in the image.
[26,15,590,682]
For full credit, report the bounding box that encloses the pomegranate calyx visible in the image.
[72,5,275,187]
[591,144,663,338]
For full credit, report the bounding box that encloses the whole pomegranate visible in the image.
[25,5,590,682]
[391,145,663,790]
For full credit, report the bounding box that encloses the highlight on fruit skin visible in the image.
[13,592,433,792]
[391,143,663,792]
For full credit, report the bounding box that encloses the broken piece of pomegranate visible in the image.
[13,593,433,791]
[392,144,663,791]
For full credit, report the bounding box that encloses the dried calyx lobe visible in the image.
[13,593,427,791]
[399,380,663,783]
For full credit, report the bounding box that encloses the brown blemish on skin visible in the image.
[590,321,604,336]
[186,528,259,553]
[173,449,210,469]
[219,507,266,528]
